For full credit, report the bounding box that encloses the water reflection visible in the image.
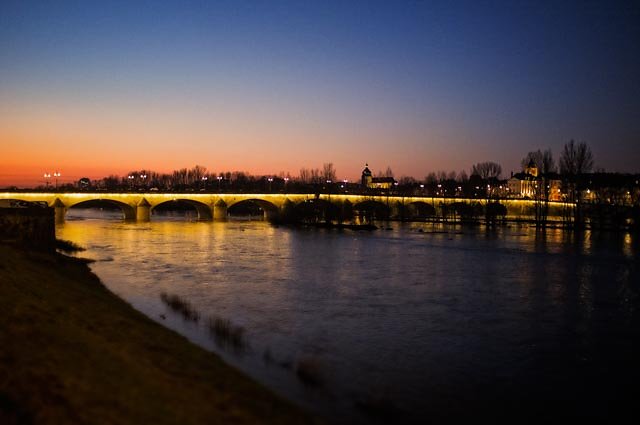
[58,209,640,423]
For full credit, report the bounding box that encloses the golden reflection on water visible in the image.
[624,233,633,258]
[57,214,294,318]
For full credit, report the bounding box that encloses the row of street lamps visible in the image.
[43,171,61,188]
[38,173,354,192]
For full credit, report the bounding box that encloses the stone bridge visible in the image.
[0,192,558,223]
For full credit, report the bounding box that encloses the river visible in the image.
[57,208,640,423]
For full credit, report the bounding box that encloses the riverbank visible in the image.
[0,243,318,425]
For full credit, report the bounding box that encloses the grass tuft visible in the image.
[159,292,200,322]
[207,315,246,350]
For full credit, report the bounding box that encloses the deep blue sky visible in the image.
[1,0,639,184]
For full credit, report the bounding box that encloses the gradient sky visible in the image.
[1,0,639,186]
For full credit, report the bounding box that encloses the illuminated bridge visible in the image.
[0,192,550,223]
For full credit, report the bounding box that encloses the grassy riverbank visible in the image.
[0,244,318,425]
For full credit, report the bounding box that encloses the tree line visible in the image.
[30,140,639,229]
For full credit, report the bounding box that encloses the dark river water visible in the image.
[57,209,640,423]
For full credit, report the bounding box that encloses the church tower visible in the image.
[361,163,372,187]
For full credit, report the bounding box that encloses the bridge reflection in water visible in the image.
[0,191,566,224]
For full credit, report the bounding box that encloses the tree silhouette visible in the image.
[560,140,594,227]
[322,163,336,182]
[471,162,502,182]
[521,149,556,226]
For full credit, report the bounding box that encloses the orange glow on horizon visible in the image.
[0,102,455,187]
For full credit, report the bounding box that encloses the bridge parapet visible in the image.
[0,192,570,223]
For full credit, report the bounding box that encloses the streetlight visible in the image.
[217,175,223,191]
[44,173,51,188]
[268,177,274,192]
[201,176,208,191]
[140,174,147,190]
[53,171,61,189]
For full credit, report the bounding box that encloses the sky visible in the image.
[1,0,639,187]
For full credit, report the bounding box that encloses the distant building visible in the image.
[361,164,396,189]
[78,177,91,189]
[369,177,396,189]
[507,160,562,200]
[580,172,640,204]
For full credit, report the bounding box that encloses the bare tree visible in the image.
[398,176,417,185]
[471,162,502,199]
[189,165,207,185]
[310,168,322,184]
[471,161,503,223]
[522,149,557,226]
[560,140,594,227]
[539,148,556,225]
[322,163,336,182]
[521,150,543,171]
[299,168,311,183]
[560,140,594,177]
[471,162,502,182]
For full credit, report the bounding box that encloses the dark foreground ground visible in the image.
[0,244,318,425]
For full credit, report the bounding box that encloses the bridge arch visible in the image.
[406,201,436,219]
[152,199,213,221]
[227,198,279,220]
[353,200,391,222]
[293,198,341,223]
[445,201,484,223]
[66,199,137,220]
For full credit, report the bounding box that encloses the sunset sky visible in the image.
[1,0,639,187]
